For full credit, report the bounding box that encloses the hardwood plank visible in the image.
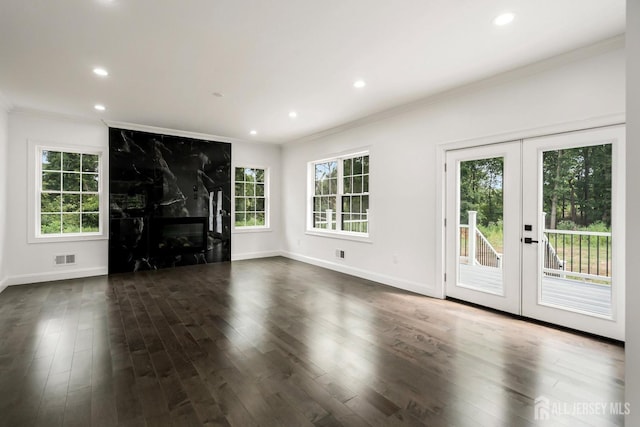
[0,257,625,426]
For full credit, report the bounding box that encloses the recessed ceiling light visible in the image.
[93,67,109,77]
[493,12,515,26]
[289,111,297,118]
[94,104,106,111]
[353,80,366,88]
[250,130,257,135]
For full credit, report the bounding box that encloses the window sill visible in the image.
[29,233,108,244]
[305,229,372,243]
[232,227,272,234]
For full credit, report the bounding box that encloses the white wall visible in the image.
[5,112,110,285]
[626,0,639,421]
[232,141,283,260]
[281,42,625,298]
[3,113,283,287]
[0,95,10,291]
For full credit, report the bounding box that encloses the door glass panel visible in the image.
[457,157,504,294]
[540,144,612,317]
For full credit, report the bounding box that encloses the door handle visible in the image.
[522,237,538,244]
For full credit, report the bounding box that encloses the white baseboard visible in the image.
[231,250,283,261]
[0,255,439,300]
[4,267,108,287]
[281,251,440,298]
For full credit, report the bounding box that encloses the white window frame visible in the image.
[28,141,107,243]
[232,165,271,232]
[306,150,371,242]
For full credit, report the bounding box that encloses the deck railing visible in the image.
[542,234,564,271]
[460,226,469,257]
[543,229,612,283]
[314,209,369,233]
[458,211,611,282]
[459,211,502,268]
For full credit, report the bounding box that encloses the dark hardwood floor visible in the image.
[0,257,625,426]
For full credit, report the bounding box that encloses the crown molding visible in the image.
[0,91,13,113]
[102,120,276,146]
[6,110,272,147]
[286,34,625,146]
[10,106,104,126]
[438,113,625,151]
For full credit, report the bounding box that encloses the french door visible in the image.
[445,141,522,314]
[445,126,625,340]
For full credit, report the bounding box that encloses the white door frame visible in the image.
[434,116,625,302]
[438,122,625,340]
[521,125,625,340]
[444,142,522,315]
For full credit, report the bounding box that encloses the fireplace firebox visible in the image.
[150,217,208,255]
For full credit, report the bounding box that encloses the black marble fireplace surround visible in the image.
[109,128,231,274]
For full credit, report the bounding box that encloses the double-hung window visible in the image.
[234,167,268,229]
[310,152,369,236]
[36,147,103,238]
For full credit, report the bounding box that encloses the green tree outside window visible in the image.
[40,150,101,234]
[234,167,267,227]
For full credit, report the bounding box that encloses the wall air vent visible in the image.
[54,254,76,266]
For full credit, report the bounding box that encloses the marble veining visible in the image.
[109,128,231,273]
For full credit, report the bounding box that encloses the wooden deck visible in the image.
[459,263,612,317]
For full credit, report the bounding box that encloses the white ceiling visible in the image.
[0,0,625,143]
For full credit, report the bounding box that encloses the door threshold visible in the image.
[445,296,624,346]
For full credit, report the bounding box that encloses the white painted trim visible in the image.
[306,149,372,240]
[232,164,271,231]
[4,267,108,287]
[434,146,446,299]
[437,117,625,304]
[10,107,105,126]
[27,140,108,243]
[104,120,273,145]
[308,147,371,165]
[0,91,13,112]
[438,113,625,152]
[281,250,439,298]
[0,92,8,296]
[438,123,625,339]
[232,228,273,234]
[285,36,624,146]
[304,230,373,243]
[231,250,283,261]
